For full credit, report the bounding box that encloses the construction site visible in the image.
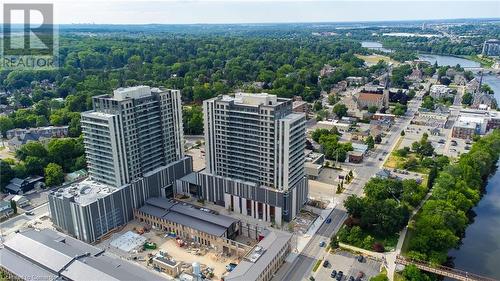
[95,197,291,281]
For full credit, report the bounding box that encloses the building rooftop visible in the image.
[455,119,478,129]
[82,111,116,119]
[50,178,119,206]
[224,230,292,281]
[138,198,240,237]
[352,143,369,154]
[293,100,308,108]
[358,92,384,102]
[0,229,167,281]
[113,85,152,101]
[219,92,288,107]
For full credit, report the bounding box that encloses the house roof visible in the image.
[5,183,22,194]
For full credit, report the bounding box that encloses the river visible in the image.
[417,54,480,68]
[481,75,500,104]
[445,73,500,279]
[361,41,393,53]
[446,167,500,279]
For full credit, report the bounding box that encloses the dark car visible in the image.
[326,218,332,224]
[356,255,364,263]
[323,260,330,268]
[337,271,344,281]
[331,270,337,278]
[349,276,355,281]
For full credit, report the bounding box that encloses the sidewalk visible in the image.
[287,198,339,263]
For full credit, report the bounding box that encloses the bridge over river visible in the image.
[395,255,498,281]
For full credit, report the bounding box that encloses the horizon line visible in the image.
[2,17,500,26]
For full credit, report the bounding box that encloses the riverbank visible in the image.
[464,54,496,68]
[404,130,500,266]
[446,167,500,279]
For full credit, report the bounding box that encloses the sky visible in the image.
[2,0,500,24]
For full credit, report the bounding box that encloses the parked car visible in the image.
[323,260,330,268]
[349,276,355,281]
[356,255,364,263]
[337,271,344,281]
[356,271,365,279]
[330,270,337,278]
[326,218,332,224]
[25,211,34,216]
[319,241,326,247]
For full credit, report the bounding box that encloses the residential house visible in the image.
[466,78,481,94]
[4,176,44,194]
[7,133,48,150]
[0,201,14,219]
[454,74,467,86]
[407,68,423,82]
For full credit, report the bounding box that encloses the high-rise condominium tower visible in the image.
[81,86,184,187]
[201,93,308,223]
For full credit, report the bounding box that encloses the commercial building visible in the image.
[81,86,184,187]
[178,93,308,225]
[49,157,192,243]
[316,120,351,132]
[304,150,324,179]
[224,230,292,281]
[134,197,248,256]
[0,228,168,281]
[452,120,478,140]
[429,85,453,99]
[452,109,500,139]
[482,39,500,57]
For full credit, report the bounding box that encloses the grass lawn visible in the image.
[383,153,404,169]
[465,55,495,68]
[355,54,399,66]
[384,151,430,175]
[312,259,323,272]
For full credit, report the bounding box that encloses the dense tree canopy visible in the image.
[408,130,500,263]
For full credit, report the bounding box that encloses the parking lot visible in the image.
[401,125,470,158]
[314,250,382,281]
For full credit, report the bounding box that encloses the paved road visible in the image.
[0,202,49,237]
[276,92,424,281]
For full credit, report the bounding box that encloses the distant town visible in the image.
[1,12,500,281]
